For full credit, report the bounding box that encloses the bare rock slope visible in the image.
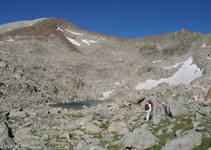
[0,18,211,149]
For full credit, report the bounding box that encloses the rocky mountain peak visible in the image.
[0,18,80,52]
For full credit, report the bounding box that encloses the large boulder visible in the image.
[85,122,102,134]
[205,88,211,103]
[169,103,189,117]
[108,122,129,135]
[129,94,145,104]
[0,121,16,149]
[14,127,42,147]
[122,124,159,149]
[162,130,202,150]
[9,110,28,119]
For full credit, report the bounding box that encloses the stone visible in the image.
[130,94,145,104]
[83,135,99,145]
[199,106,211,116]
[0,122,16,149]
[73,130,85,136]
[153,114,164,125]
[157,129,163,135]
[169,104,189,117]
[162,130,202,150]
[76,141,87,150]
[9,110,28,119]
[205,88,211,102]
[166,124,174,134]
[59,132,72,141]
[122,124,159,149]
[14,127,42,146]
[175,129,182,137]
[85,122,102,134]
[0,61,6,68]
[108,122,128,135]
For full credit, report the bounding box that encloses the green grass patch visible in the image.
[107,144,122,150]
[100,123,109,130]
[98,140,109,148]
[147,115,194,149]
[193,136,211,150]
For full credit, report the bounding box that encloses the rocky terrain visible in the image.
[0,18,211,150]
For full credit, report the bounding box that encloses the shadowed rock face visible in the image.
[0,18,80,53]
[205,88,211,101]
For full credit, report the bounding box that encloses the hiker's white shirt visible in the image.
[145,103,152,122]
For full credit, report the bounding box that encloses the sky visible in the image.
[0,0,211,39]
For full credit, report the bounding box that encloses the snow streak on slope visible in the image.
[81,39,98,45]
[57,26,63,32]
[66,30,83,36]
[136,57,202,90]
[66,37,80,46]
[152,60,162,63]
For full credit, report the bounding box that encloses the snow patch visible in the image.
[114,81,125,86]
[57,26,63,32]
[81,39,98,45]
[99,90,113,100]
[152,60,162,63]
[66,30,83,36]
[136,57,202,90]
[66,37,80,46]
[201,43,206,48]
[6,39,14,42]
[115,82,120,86]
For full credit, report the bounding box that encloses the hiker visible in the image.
[145,99,153,122]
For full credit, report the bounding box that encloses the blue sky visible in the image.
[0,0,211,39]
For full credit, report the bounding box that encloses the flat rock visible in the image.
[129,94,145,104]
[85,122,102,134]
[162,130,202,150]
[122,124,159,149]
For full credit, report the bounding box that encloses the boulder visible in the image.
[76,141,87,150]
[205,88,211,102]
[14,127,42,146]
[0,61,6,68]
[122,124,159,149]
[0,122,16,149]
[108,122,128,135]
[153,114,164,125]
[199,106,211,116]
[162,130,202,150]
[129,94,145,104]
[169,103,189,117]
[9,110,28,119]
[85,122,102,134]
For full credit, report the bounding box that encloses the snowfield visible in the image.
[136,57,202,90]
[66,37,80,46]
